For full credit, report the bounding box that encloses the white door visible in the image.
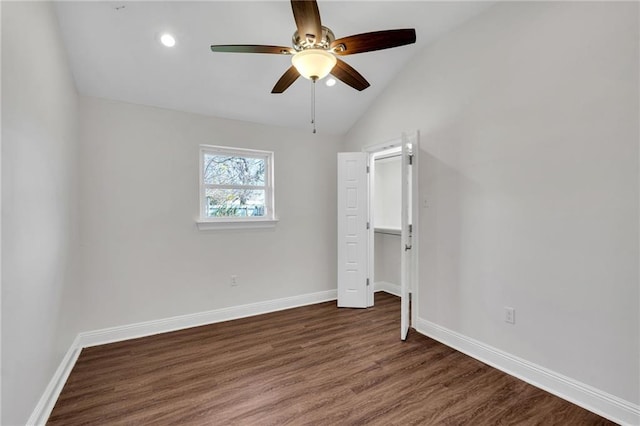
[400,133,412,340]
[337,152,369,308]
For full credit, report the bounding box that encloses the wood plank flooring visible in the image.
[48,293,615,425]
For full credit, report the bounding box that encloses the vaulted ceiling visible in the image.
[55,1,493,135]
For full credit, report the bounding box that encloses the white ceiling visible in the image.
[55,1,493,135]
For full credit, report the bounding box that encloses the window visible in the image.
[197,145,277,230]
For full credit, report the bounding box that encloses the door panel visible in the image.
[400,134,412,340]
[337,152,369,308]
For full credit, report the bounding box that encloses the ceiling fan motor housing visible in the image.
[292,26,335,51]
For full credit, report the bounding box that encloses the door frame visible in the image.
[362,132,419,325]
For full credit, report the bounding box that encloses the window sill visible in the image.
[196,218,279,231]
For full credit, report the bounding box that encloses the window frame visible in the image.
[197,144,277,230]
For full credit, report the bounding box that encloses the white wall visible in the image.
[345,1,639,408]
[76,96,341,331]
[1,2,81,424]
[373,156,402,287]
[374,232,401,286]
[373,157,401,229]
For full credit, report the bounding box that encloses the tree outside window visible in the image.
[200,146,274,220]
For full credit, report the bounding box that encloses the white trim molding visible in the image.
[374,281,401,297]
[28,289,337,425]
[196,218,278,231]
[27,337,82,426]
[415,317,640,426]
[78,289,337,348]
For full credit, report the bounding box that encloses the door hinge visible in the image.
[366,278,370,286]
[366,165,370,174]
[409,224,412,234]
[366,222,370,230]
[409,154,413,165]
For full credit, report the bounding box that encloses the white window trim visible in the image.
[196,218,279,231]
[197,145,278,230]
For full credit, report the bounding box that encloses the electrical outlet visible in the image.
[504,307,515,324]
[230,275,238,287]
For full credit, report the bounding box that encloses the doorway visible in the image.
[337,132,418,340]
[371,146,402,297]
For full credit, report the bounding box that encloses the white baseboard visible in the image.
[415,317,640,426]
[26,336,82,426]
[374,281,401,297]
[28,289,337,425]
[78,289,337,348]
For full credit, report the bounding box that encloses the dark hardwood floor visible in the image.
[48,293,615,425]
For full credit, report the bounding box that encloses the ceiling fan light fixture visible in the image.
[291,49,336,81]
[160,33,176,47]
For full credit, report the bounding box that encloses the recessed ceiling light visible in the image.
[160,33,176,48]
[326,78,336,87]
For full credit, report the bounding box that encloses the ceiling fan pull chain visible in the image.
[311,78,317,134]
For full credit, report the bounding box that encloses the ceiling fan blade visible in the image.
[330,59,370,91]
[210,45,295,55]
[291,0,322,44]
[272,66,301,93]
[330,29,416,56]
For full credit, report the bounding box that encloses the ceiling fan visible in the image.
[210,0,416,94]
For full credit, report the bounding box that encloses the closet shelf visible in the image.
[374,227,401,236]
